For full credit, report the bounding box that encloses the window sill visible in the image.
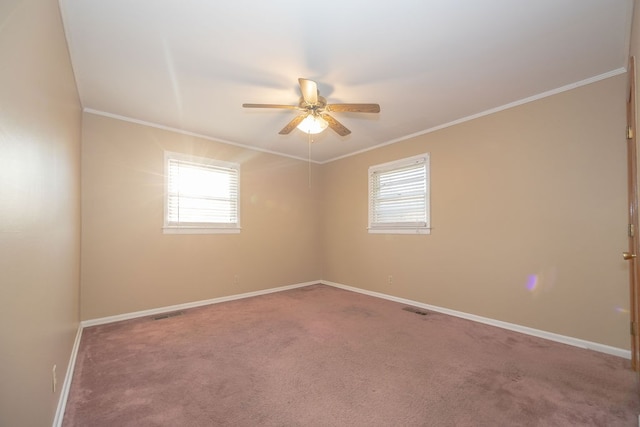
[368,228,430,235]
[163,226,241,235]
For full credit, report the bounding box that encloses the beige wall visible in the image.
[322,75,629,349]
[80,114,322,320]
[83,76,630,350]
[0,0,82,425]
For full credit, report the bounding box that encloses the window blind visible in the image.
[369,155,429,230]
[167,158,239,227]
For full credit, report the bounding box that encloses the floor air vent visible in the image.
[402,306,429,316]
[152,311,185,320]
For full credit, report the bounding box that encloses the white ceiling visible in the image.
[59,0,633,163]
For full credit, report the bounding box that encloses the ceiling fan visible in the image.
[242,78,380,136]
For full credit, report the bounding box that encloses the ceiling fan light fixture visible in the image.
[297,114,328,134]
[243,77,379,137]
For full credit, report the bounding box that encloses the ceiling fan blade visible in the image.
[326,103,381,113]
[321,113,351,136]
[242,103,299,109]
[279,114,307,135]
[298,78,318,106]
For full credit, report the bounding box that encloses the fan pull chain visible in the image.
[308,131,312,188]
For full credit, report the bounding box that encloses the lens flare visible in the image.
[524,268,557,296]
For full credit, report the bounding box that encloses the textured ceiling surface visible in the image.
[59,0,633,163]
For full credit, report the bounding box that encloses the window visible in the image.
[164,151,240,234]
[368,153,430,234]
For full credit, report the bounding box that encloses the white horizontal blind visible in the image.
[369,154,429,231]
[166,156,239,228]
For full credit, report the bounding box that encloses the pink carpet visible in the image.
[63,284,639,426]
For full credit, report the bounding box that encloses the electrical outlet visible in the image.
[388,275,393,285]
[52,365,57,393]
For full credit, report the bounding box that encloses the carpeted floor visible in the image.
[63,284,640,426]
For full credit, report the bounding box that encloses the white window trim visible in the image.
[163,151,241,235]
[368,153,430,235]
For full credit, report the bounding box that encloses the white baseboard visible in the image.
[81,279,632,358]
[52,324,83,427]
[81,281,319,328]
[321,280,631,360]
